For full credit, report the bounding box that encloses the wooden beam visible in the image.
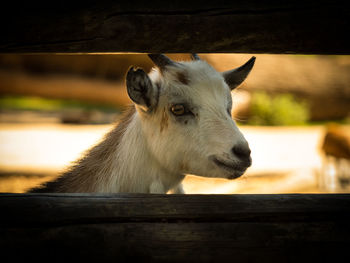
[1,194,350,262]
[0,1,349,54]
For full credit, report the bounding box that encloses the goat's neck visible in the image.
[100,109,184,193]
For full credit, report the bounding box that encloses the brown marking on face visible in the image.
[160,108,169,132]
[176,71,190,85]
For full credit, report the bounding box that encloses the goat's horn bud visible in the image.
[191,54,201,60]
[223,56,256,90]
[148,54,176,69]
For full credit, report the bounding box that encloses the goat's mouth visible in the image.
[211,156,250,179]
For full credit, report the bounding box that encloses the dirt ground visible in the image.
[0,123,341,194]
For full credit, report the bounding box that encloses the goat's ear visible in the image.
[223,56,256,90]
[126,67,157,111]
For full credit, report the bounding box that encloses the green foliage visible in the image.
[247,92,310,126]
[0,96,120,113]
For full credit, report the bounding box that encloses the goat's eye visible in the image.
[171,104,186,116]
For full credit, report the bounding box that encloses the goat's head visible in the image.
[126,54,255,179]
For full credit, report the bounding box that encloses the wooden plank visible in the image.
[1,193,350,225]
[1,194,350,262]
[2,222,348,262]
[0,1,349,54]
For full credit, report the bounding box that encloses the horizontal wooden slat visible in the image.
[1,193,350,225]
[1,194,350,262]
[0,1,349,54]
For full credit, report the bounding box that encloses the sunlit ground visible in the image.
[0,122,336,194]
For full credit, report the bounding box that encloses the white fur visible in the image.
[33,58,252,194]
[98,60,251,193]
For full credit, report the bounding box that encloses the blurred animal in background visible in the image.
[320,124,350,191]
[29,54,255,193]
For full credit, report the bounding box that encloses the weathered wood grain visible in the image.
[1,193,350,225]
[0,1,349,54]
[1,194,350,262]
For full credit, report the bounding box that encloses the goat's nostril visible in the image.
[232,145,251,159]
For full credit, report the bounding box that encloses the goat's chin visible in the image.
[188,161,249,180]
[226,169,247,180]
[213,169,246,180]
[188,166,247,180]
[183,156,250,180]
[214,163,248,180]
[206,155,251,180]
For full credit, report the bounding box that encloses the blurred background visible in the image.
[0,53,349,193]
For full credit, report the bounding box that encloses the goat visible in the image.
[29,54,255,193]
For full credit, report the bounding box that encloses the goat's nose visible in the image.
[232,144,251,161]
